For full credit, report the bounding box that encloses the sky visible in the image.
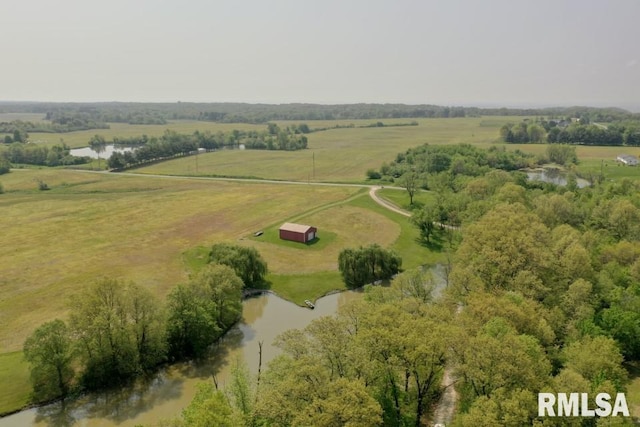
[2,0,640,110]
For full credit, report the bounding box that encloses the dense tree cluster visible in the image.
[380,144,534,180]
[424,175,640,425]
[165,269,447,427]
[22,244,259,401]
[107,127,307,170]
[1,143,88,167]
[500,118,640,146]
[338,244,402,288]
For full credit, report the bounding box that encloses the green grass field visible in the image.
[0,352,30,416]
[26,120,266,148]
[377,187,438,211]
[134,117,511,182]
[0,169,363,353]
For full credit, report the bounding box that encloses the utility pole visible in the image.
[312,151,315,180]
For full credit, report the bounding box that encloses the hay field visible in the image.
[26,120,266,148]
[0,169,361,352]
[134,117,514,182]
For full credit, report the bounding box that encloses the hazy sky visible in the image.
[2,0,639,109]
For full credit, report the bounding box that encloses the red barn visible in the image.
[279,222,317,243]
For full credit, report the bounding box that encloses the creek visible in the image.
[0,291,360,427]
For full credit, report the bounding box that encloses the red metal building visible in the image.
[279,222,317,243]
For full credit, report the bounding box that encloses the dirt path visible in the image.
[368,186,412,217]
[432,368,458,426]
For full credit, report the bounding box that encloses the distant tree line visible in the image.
[22,243,267,401]
[107,126,308,170]
[0,118,109,136]
[500,118,640,146]
[4,101,639,126]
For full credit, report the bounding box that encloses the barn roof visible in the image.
[279,222,315,233]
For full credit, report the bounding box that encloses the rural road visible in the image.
[66,169,412,215]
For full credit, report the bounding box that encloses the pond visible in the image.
[69,145,135,159]
[0,291,360,427]
[525,168,590,188]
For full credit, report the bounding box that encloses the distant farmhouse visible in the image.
[616,154,639,166]
[279,222,317,243]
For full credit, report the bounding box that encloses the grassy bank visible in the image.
[0,352,30,416]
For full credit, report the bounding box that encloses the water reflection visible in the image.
[525,168,590,188]
[69,145,135,159]
[1,291,358,427]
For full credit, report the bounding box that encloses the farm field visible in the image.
[134,117,516,182]
[26,120,266,148]
[0,169,362,353]
[131,117,640,183]
[0,167,443,415]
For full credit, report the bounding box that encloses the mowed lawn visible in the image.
[134,117,512,182]
[0,169,360,353]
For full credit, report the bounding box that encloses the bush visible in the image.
[0,157,10,174]
[36,179,50,191]
[366,169,382,180]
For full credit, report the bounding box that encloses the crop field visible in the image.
[26,120,266,148]
[134,117,514,182]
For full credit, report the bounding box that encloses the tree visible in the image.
[89,134,107,169]
[451,203,552,297]
[166,282,221,359]
[402,171,419,205]
[546,144,577,165]
[209,243,268,288]
[411,205,439,243]
[23,319,75,400]
[192,264,243,330]
[181,381,239,426]
[338,244,401,288]
[455,318,551,399]
[296,378,383,427]
[563,336,627,389]
[127,282,167,371]
[0,156,10,175]
[69,278,166,388]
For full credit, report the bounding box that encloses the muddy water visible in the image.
[0,291,360,427]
